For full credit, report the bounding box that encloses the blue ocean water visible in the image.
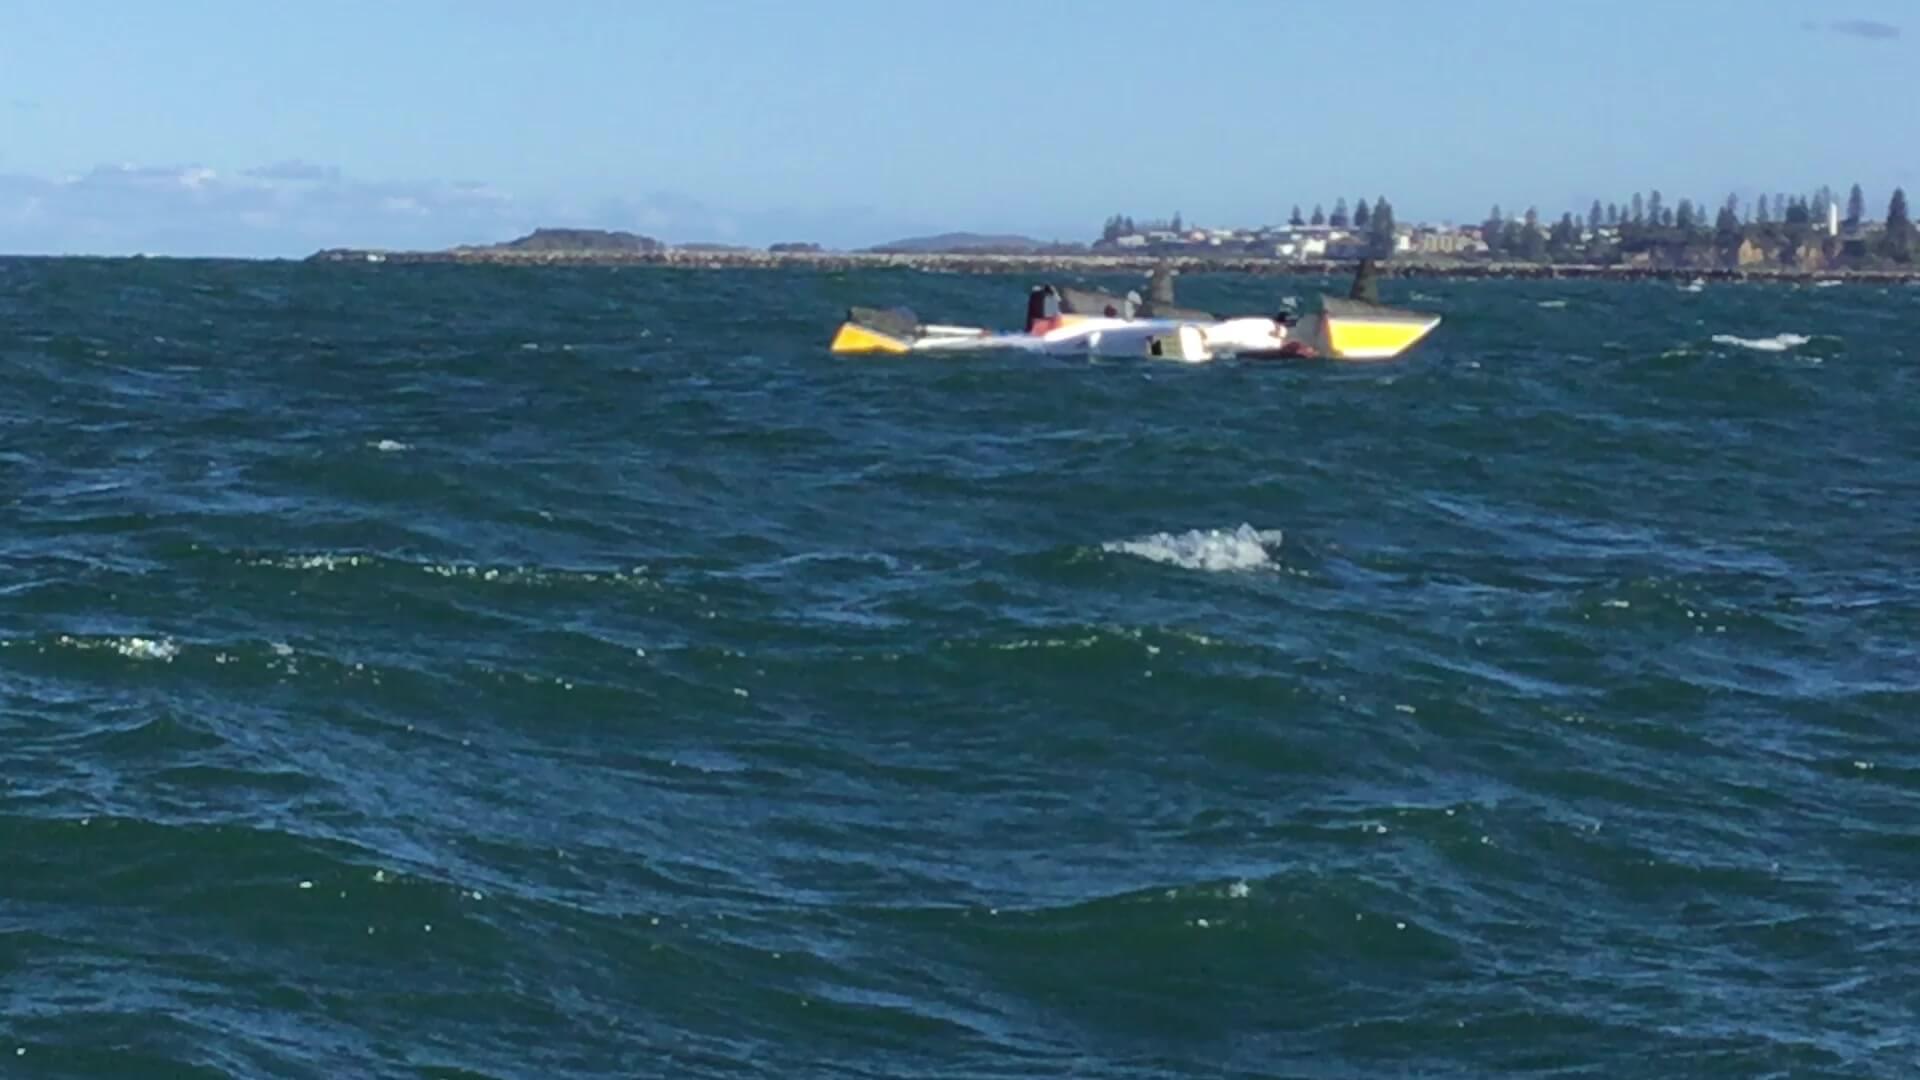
[2,258,1917,1079]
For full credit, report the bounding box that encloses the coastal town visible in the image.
[311,186,1918,280]
[1081,184,1912,272]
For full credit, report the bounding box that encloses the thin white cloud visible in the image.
[1823,18,1901,39]
[0,159,973,255]
[245,160,343,183]
[0,161,538,256]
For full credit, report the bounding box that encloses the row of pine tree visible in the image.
[1485,185,1912,261]
[1492,185,1902,233]
[1101,197,1398,238]
[1099,184,1913,263]
[1102,198,1401,256]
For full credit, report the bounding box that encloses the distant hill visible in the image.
[868,232,1076,255]
[467,228,663,254]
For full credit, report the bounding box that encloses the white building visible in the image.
[1274,236,1328,259]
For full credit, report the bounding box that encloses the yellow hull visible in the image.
[829,321,914,354]
[830,296,1442,361]
[1312,297,1442,361]
[1321,314,1441,360]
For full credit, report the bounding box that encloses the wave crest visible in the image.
[1712,333,1810,352]
[1102,525,1284,573]
[36,634,183,662]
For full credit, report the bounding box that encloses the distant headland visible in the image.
[309,227,1092,266]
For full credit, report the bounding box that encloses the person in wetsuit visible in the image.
[1025,285,1061,332]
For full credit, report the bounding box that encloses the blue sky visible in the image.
[2,0,1915,255]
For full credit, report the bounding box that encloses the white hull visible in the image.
[901,315,1289,363]
[829,282,1439,362]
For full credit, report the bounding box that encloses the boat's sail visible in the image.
[1056,286,1132,317]
[1052,268,1214,322]
[1136,263,1213,320]
[846,305,919,339]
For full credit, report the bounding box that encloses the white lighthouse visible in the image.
[1829,200,1840,237]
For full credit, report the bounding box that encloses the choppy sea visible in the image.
[3,258,1917,1078]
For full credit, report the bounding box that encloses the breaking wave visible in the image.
[1711,333,1811,352]
[246,552,656,590]
[1102,525,1285,572]
[10,634,185,662]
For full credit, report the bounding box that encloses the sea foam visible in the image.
[1103,525,1284,572]
[1711,333,1811,353]
[47,634,181,662]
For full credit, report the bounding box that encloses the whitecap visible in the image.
[52,634,180,662]
[988,635,1102,652]
[114,637,179,662]
[1537,300,1568,309]
[258,553,369,571]
[1711,333,1810,353]
[1102,525,1284,573]
[369,438,410,452]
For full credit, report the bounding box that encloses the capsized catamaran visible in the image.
[829,262,1441,362]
